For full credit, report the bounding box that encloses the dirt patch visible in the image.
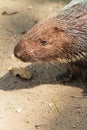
[0,0,87,130]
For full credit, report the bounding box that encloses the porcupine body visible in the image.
[14,0,87,82]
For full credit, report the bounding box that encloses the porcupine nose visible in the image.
[14,44,32,62]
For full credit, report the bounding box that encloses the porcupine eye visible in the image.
[54,27,59,31]
[39,38,47,46]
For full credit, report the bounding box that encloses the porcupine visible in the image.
[14,0,87,83]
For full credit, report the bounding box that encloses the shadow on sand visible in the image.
[0,62,87,93]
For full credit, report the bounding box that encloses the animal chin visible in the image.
[19,54,39,62]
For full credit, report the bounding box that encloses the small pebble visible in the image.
[26,120,29,123]
[72,125,76,128]
[15,107,22,113]
[78,108,81,113]
[48,102,53,107]
[63,125,66,128]
[71,95,84,98]
[27,6,33,10]
[0,115,3,119]
[2,11,18,15]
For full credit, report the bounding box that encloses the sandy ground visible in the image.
[0,0,87,130]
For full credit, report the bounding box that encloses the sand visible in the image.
[0,0,87,130]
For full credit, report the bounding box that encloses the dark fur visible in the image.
[14,0,87,81]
